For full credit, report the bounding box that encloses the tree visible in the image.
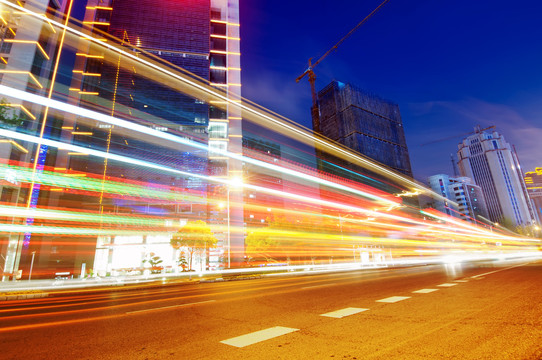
[0,99,24,128]
[499,217,516,233]
[177,252,189,272]
[245,228,279,263]
[142,253,163,274]
[170,220,218,271]
[245,215,330,265]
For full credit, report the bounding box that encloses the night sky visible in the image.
[239,0,542,182]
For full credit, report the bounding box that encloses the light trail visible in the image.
[0,0,443,201]
[0,130,420,227]
[0,85,400,206]
[0,0,538,284]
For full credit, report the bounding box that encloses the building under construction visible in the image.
[317,81,413,178]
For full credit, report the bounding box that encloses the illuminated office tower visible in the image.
[208,0,244,268]
[0,0,71,281]
[457,126,536,227]
[1,0,243,279]
[73,0,244,271]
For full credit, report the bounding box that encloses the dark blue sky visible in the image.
[239,0,542,182]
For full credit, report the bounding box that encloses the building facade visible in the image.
[524,167,542,225]
[428,174,489,223]
[457,127,536,227]
[317,81,413,178]
[1,0,243,280]
[0,0,73,281]
[82,0,243,273]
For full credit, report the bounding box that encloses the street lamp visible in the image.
[28,251,36,281]
[226,176,243,268]
[338,213,356,262]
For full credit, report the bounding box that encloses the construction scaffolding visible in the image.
[317,81,413,178]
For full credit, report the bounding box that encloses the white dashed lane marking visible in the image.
[437,283,458,287]
[376,296,410,303]
[220,326,299,348]
[454,279,468,283]
[320,307,369,318]
[412,288,439,294]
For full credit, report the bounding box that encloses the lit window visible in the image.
[209,141,227,154]
[211,37,226,51]
[211,22,227,36]
[210,53,226,67]
[208,123,227,138]
[210,69,226,84]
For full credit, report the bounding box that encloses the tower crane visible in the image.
[295,0,391,133]
[420,125,496,147]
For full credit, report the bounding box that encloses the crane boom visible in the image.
[295,0,391,133]
[420,126,496,147]
[296,0,391,83]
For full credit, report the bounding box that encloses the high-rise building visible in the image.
[1,0,244,279]
[317,81,413,178]
[457,126,537,227]
[74,0,241,176]
[0,0,72,281]
[76,0,244,272]
[524,168,542,225]
[428,174,489,223]
[427,174,457,216]
[242,136,282,229]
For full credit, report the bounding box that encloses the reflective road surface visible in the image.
[1,258,542,360]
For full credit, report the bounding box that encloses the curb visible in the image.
[200,275,262,283]
[0,292,49,301]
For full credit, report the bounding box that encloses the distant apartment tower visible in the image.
[524,168,542,224]
[317,81,413,177]
[457,126,536,226]
[428,174,489,222]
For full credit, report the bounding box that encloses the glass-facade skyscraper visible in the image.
[317,81,413,178]
[77,0,244,273]
[0,0,243,279]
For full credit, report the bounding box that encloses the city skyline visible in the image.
[239,0,542,180]
[1,2,542,358]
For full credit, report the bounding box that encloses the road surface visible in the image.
[1,258,541,359]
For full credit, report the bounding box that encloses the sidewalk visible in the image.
[0,274,202,300]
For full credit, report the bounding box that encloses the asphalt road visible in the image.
[1,258,541,359]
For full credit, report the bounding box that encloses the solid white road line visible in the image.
[302,284,335,289]
[412,289,439,294]
[220,326,299,348]
[320,307,369,318]
[470,262,530,279]
[437,283,457,287]
[376,296,410,303]
[126,300,216,314]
